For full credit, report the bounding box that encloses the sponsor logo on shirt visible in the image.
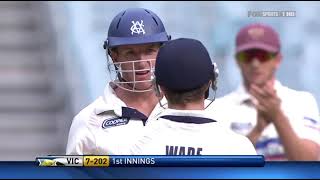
[102,117,129,129]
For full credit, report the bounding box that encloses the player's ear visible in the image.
[204,81,211,99]
[208,80,213,89]
[275,52,282,68]
[276,52,283,64]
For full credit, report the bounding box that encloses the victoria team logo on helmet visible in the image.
[103,8,171,92]
[104,8,170,48]
[130,20,146,35]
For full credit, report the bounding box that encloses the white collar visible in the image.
[94,83,125,116]
[94,83,168,117]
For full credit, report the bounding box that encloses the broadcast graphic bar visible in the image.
[36,155,265,167]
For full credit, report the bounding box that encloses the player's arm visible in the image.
[246,127,262,146]
[271,112,319,161]
[250,83,320,160]
[247,111,270,145]
[285,92,320,160]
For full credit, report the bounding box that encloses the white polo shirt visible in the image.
[130,108,257,155]
[66,83,166,155]
[211,80,320,160]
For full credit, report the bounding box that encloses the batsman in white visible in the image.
[66,8,171,155]
[130,38,257,155]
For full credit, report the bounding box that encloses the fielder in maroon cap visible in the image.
[212,23,320,161]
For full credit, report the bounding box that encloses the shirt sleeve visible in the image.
[291,92,320,145]
[66,114,96,155]
[236,135,257,155]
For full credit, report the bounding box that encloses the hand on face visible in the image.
[249,80,282,122]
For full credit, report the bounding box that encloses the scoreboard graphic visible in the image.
[36,155,265,167]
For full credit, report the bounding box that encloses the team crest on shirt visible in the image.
[102,117,129,129]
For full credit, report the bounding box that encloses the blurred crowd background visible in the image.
[0,1,319,160]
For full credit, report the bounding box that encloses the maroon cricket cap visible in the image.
[236,23,280,53]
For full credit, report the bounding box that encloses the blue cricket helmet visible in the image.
[155,38,215,91]
[104,8,171,49]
